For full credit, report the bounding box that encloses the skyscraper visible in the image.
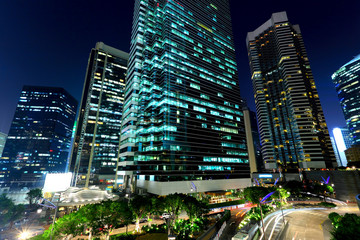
[118,0,250,195]
[330,137,341,167]
[0,86,77,188]
[0,132,7,158]
[68,42,128,188]
[246,12,336,170]
[332,127,352,167]
[332,54,360,146]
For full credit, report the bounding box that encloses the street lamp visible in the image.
[18,231,30,240]
[277,186,285,225]
[259,191,275,240]
[38,194,60,240]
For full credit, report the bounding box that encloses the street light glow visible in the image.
[19,231,30,240]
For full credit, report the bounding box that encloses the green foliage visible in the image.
[208,199,245,209]
[173,218,207,240]
[247,205,273,221]
[26,188,42,205]
[129,195,151,232]
[110,233,137,240]
[318,202,336,208]
[327,185,334,193]
[182,195,209,223]
[329,212,341,228]
[218,210,231,226]
[329,213,360,239]
[0,194,25,227]
[230,189,245,198]
[42,199,133,239]
[42,211,84,239]
[243,186,269,204]
[141,224,167,234]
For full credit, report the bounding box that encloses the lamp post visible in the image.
[278,186,285,225]
[38,193,60,240]
[259,201,267,240]
[259,191,275,240]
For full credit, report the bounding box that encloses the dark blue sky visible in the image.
[1,0,359,136]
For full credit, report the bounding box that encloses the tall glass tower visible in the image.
[68,42,129,188]
[332,54,360,146]
[0,132,6,158]
[119,0,250,195]
[246,12,336,170]
[332,127,352,166]
[0,86,77,188]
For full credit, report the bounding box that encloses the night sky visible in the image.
[1,0,359,136]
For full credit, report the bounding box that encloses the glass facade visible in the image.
[332,54,360,146]
[332,127,352,167]
[68,42,128,187]
[119,0,249,183]
[0,132,6,158]
[247,12,336,170]
[0,86,77,188]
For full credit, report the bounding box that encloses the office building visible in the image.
[332,127,352,167]
[331,137,341,167]
[0,132,6,158]
[68,42,128,189]
[345,145,360,166]
[246,12,336,170]
[0,86,77,188]
[118,0,250,195]
[332,54,360,146]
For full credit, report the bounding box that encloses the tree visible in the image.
[43,211,85,239]
[129,195,151,232]
[26,188,42,206]
[329,213,360,239]
[0,194,25,229]
[77,202,99,240]
[276,188,290,204]
[313,183,329,202]
[0,194,14,225]
[98,200,133,240]
[243,186,269,204]
[182,195,208,224]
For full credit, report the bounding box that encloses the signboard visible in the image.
[43,172,72,192]
[258,174,273,178]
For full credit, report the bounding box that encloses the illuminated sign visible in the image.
[43,172,72,192]
[259,174,273,178]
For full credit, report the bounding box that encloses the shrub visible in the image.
[318,202,336,208]
[110,233,137,240]
[141,224,167,234]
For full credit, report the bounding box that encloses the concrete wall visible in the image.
[137,178,252,195]
[303,170,360,202]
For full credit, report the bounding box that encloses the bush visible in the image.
[110,233,137,240]
[318,202,336,208]
[141,224,167,234]
[329,213,360,239]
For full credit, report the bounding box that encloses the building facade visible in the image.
[0,132,6,158]
[246,12,336,170]
[345,145,360,166]
[331,137,341,167]
[0,86,77,188]
[118,0,250,194]
[332,54,360,146]
[332,127,352,167]
[68,42,128,189]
